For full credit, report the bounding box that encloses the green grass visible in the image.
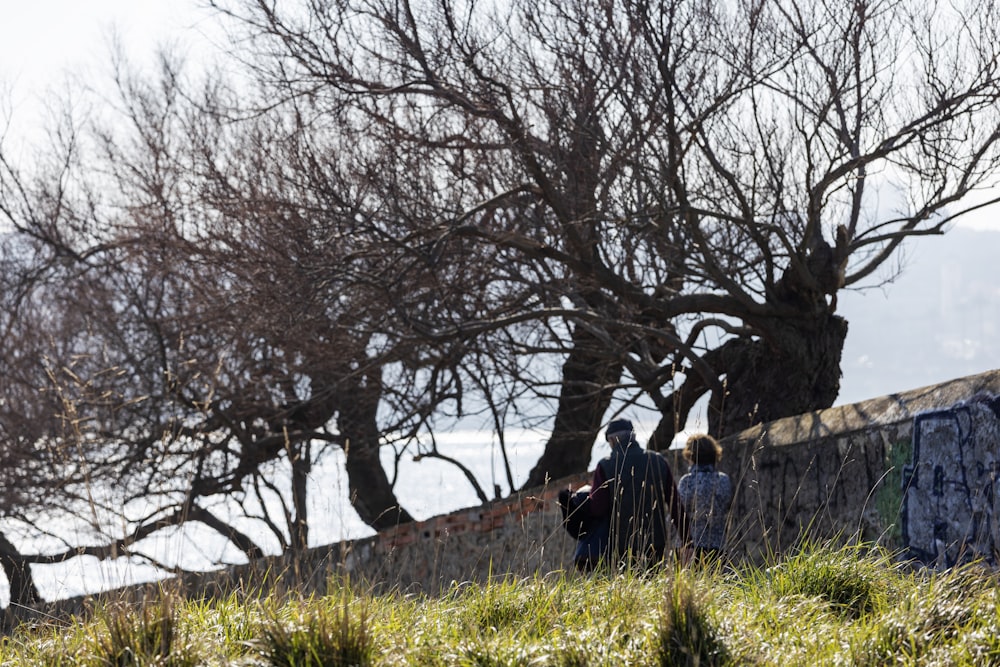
[3,543,1000,666]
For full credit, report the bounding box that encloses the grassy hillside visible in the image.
[3,543,998,666]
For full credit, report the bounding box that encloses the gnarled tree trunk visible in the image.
[0,531,38,609]
[650,310,848,447]
[337,366,415,529]
[715,313,848,436]
[523,325,622,489]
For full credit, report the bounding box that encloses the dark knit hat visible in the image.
[605,419,634,437]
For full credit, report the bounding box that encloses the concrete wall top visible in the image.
[729,368,1000,448]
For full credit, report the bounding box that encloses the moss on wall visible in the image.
[875,437,912,547]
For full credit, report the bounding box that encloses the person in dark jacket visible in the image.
[587,419,691,568]
[556,484,609,572]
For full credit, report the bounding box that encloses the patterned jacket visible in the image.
[677,464,733,550]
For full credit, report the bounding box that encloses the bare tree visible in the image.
[212,0,1000,487]
[84,54,440,534]
[0,50,429,603]
[1,40,524,610]
[633,0,1000,443]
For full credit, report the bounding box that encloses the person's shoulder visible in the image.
[595,456,613,476]
[648,449,672,467]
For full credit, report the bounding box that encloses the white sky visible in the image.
[0,1,216,78]
[1,1,220,132]
[3,0,999,230]
[951,192,1000,232]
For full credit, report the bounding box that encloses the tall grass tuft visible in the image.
[255,591,374,667]
[658,574,730,667]
[90,593,199,666]
[752,541,898,619]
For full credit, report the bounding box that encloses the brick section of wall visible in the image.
[345,472,590,592]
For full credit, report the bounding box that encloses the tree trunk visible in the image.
[523,325,622,489]
[338,367,415,530]
[648,310,848,446]
[714,312,848,437]
[0,531,38,609]
[289,439,311,553]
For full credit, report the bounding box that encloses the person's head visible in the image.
[605,419,635,448]
[684,433,722,465]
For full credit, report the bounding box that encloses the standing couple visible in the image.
[558,419,732,570]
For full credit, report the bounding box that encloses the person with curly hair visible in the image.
[678,433,733,564]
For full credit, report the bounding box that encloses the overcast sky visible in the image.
[1,1,219,134]
[1,1,204,80]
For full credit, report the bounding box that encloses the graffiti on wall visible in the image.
[902,394,1000,567]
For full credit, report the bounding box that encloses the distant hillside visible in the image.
[837,226,1000,406]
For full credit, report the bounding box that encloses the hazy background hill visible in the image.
[837,226,1000,406]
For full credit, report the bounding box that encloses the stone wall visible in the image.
[164,367,1000,592]
[18,370,1000,625]
[327,368,1000,586]
[342,471,592,591]
[698,368,1000,565]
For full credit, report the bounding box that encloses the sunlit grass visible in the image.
[2,543,1000,666]
[255,591,375,667]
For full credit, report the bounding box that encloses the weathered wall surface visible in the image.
[697,369,1000,566]
[20,370,1000,625]
[901,394,1000,566]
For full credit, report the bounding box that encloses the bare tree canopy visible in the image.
[210,0,1000,480]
